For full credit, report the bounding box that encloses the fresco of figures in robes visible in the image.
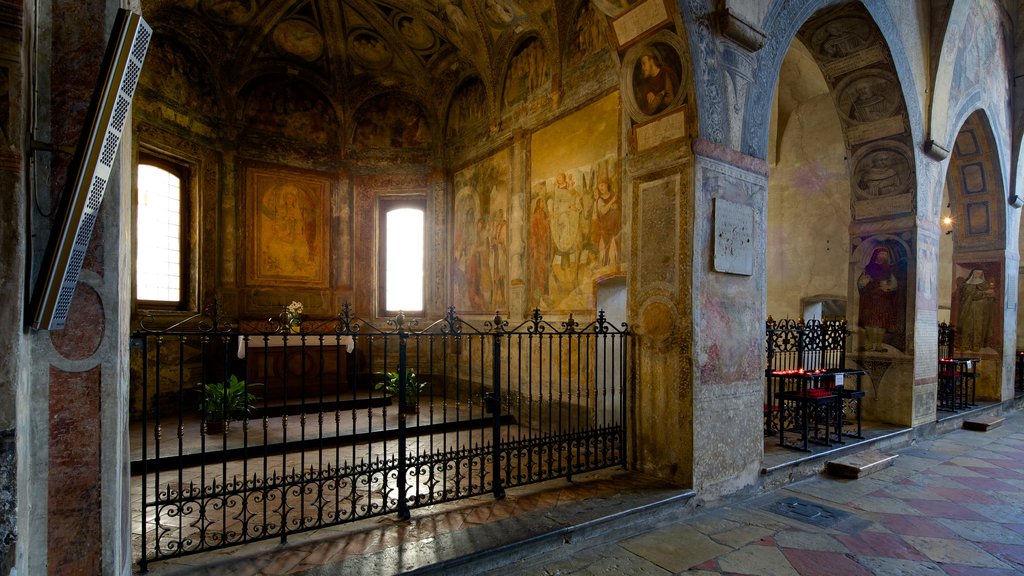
[952,261,1001,353]
[452,149,510,313]
[530,92,621,312]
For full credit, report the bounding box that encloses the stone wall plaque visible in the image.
[847,115,905,145]
[854,192,913,219]
[611,0,670,49]
[635,107,686,151]
[822,45,887,79]
[713,198,753,275]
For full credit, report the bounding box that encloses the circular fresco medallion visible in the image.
[851,140,912,200]
[349,30,392,68]
[809,16,873,59]
[835,70,902,125]
[202,0,255,26]
[395,15,435,51]
[273,19,324,62]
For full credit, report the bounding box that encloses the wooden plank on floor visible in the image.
[825,449,897,479]
[963,415,1005,431]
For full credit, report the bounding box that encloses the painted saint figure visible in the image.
[857,152,901,197]
[635,48,677,116]
[592,177,620,269]
[529,194,552,300]
[958,269,996,351]
[858,246,899,351]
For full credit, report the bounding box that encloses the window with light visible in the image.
[380,200,425,313]
[136,162,184,303]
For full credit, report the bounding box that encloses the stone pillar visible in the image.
[0,1,25,572]
[20,1,133,574]
[689,140,767,498]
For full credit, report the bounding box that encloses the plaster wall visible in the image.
[767,91,850,320]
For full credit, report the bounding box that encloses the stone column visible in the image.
[689,140,767,498]
[20,1,133,574]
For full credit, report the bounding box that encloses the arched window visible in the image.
[379,198,425,314]
[136,160,186,305]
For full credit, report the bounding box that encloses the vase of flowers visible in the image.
[284,300,303,333]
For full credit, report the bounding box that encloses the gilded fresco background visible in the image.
[452,149,510,313]
[246,167,330,287]
[530,92,621,312]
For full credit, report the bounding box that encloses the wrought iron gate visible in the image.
[132,305,629,569]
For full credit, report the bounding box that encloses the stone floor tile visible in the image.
[772,529,848,552]
[781,548,872,576]
[902,498,991,521]
[874,513,962,539]
[853,555,947,576]
[976,541,1024,570]
[715,543,799,576]
[964,465,1024,481]
[927,463,987,478]
[949,475,1020,493]
[256,548,311,575]
[872,483,946,501]
[719,508,793,532]
[688,514,742,536]
[784,477,888,505]
[618,524,731,573]
[901,536,1011,568]
[834,531,928,561]
[926,485,1002,505]
[911,473,975,489]
[940,564,1024,576]
[936,518,1024,545]
[569,547,672,576]
[948,456,1003,468]
[708,524,776,549]
[848,495,923,515]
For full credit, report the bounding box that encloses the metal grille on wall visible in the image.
[131,303,629,569]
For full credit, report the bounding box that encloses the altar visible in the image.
[238,335,355,404]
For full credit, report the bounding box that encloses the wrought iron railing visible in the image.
[938,322,955,360]
[765,317,848,374]
[131,303,629,569]
[764,318,850,435]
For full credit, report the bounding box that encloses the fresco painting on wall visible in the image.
[530,92,620,312]
[568,2,607,66]
[452,149,510,313]
[503,38,548,107]
[854,239,908,353]
[241,77,335,145]
[352,93,432,149]
[952,262,1001,353]
[246,167,330,287]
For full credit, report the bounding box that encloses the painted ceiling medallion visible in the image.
[395,15,435,50]
[349,30,393,68]
[273,19,324,62]
[202,0,256,26]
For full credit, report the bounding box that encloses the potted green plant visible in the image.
[197,374,258,434]
[375,367,425,414]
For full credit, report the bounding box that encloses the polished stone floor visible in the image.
[134,407,1024,575]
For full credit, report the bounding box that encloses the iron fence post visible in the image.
[491,311,505,499]
[397,312,411,520]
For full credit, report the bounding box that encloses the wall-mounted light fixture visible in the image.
[942,203,954,235]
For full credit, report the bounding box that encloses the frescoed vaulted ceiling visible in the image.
[137,0,632,159]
